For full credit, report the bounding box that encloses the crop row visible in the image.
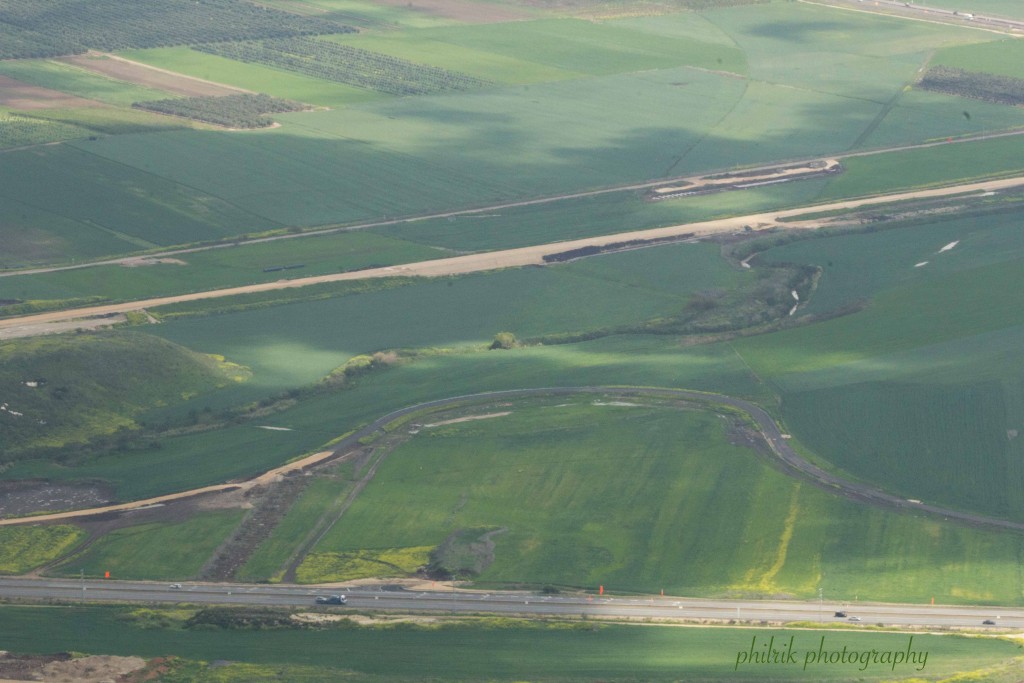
[0,0,353,59]
[194,37,492,96]
[918,66,1024,106]
[133,93,309,128]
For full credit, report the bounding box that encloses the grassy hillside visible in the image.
[0,331,247,458]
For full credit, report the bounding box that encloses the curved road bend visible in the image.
[5,387,1024,540]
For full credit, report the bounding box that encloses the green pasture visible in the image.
[237,477,348,581]
[0,144,279,262]
[258,0,489,28]
[147,241,742,390]
[118,47,385,109]
[1,336,765,501]
[857,88,1024,149]
[759,203,1024,315]
[932,39,1024,79]
[911,0,1024,20]
[0,331,242,458]
[1,6,1012,265]
[731,236,1024,519]
[303,399,1024,604]
[821,136,1024,200]
[323,32,578,84]
[374,178,829,252]
[0,109,93,149]
[349,18,748,77]
[0,525,84,574]
[3,606,1019,682]
[51,509,244,580]
[703,1,990,90]
[735,257,1024,377]
[0,58,173,106]
[0,232,443,304]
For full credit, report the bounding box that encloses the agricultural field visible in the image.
[0,232,443,304]
[51,509,245,580]
[8,4,1024,677]
[2,605,1018,682]
[931,39,1024,79]
[0,525,84,574]
[133,93,309,128]
[0,0,349,58]
[731,206,1024,520]
[0,59,172,106]
[118,47,385,108]
[291,398,1024,604]
[194,38,493,95]
[0,331,247,459]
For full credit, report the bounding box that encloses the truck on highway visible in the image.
[315,594,347,605]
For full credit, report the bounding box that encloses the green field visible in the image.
[2,334,765,501]
[1,3,1019,267]
[0,232,444,304]
[51,509,244,580]
[0,58,174,105]
[52,509,247,581]
[932,39,1024,80]
[119,46,385,108]
[3,605,1019,682]
[0,331,245,458]
[288,398,1024,604]
[0,525,84,574]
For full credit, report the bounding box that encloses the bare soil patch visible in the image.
[0,75,99,111]
[59,53,247,97]
[0,652,145,683]
[120,257,187,268]
[422,411,510,428]
[0,480,112,518]
[0,314,126,341]
[372,0,530,22]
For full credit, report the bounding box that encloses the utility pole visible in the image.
[818,587,823,622]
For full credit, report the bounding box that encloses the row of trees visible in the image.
[0,0,352,59]
[919,66,1024,106]
[195,37,492,96]
[133,93,308,128]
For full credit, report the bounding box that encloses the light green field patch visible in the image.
[296,546,432,582]
[0,109,93,148]
[51,509,245,580]
[302,400,1024,602]
[0,525,85,574]
[932,38,1024,79]
[0,59,172,106]
[324,32,579,84]
[119,46,384,108]
[856,87,1024,150]
[0,231,443,304]
[407,18,748,76]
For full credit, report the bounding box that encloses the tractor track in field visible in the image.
[5,387,1024,580]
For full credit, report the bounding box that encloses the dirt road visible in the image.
[3,173,1024,335]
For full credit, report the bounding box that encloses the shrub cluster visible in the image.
[133,93,308,128]
[918,66,1024,106]
[0,0,352,59]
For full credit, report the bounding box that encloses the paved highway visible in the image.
[0,576,1020,628]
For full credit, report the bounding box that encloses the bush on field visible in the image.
[918,66,1024,106]
[133,93,308,128]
